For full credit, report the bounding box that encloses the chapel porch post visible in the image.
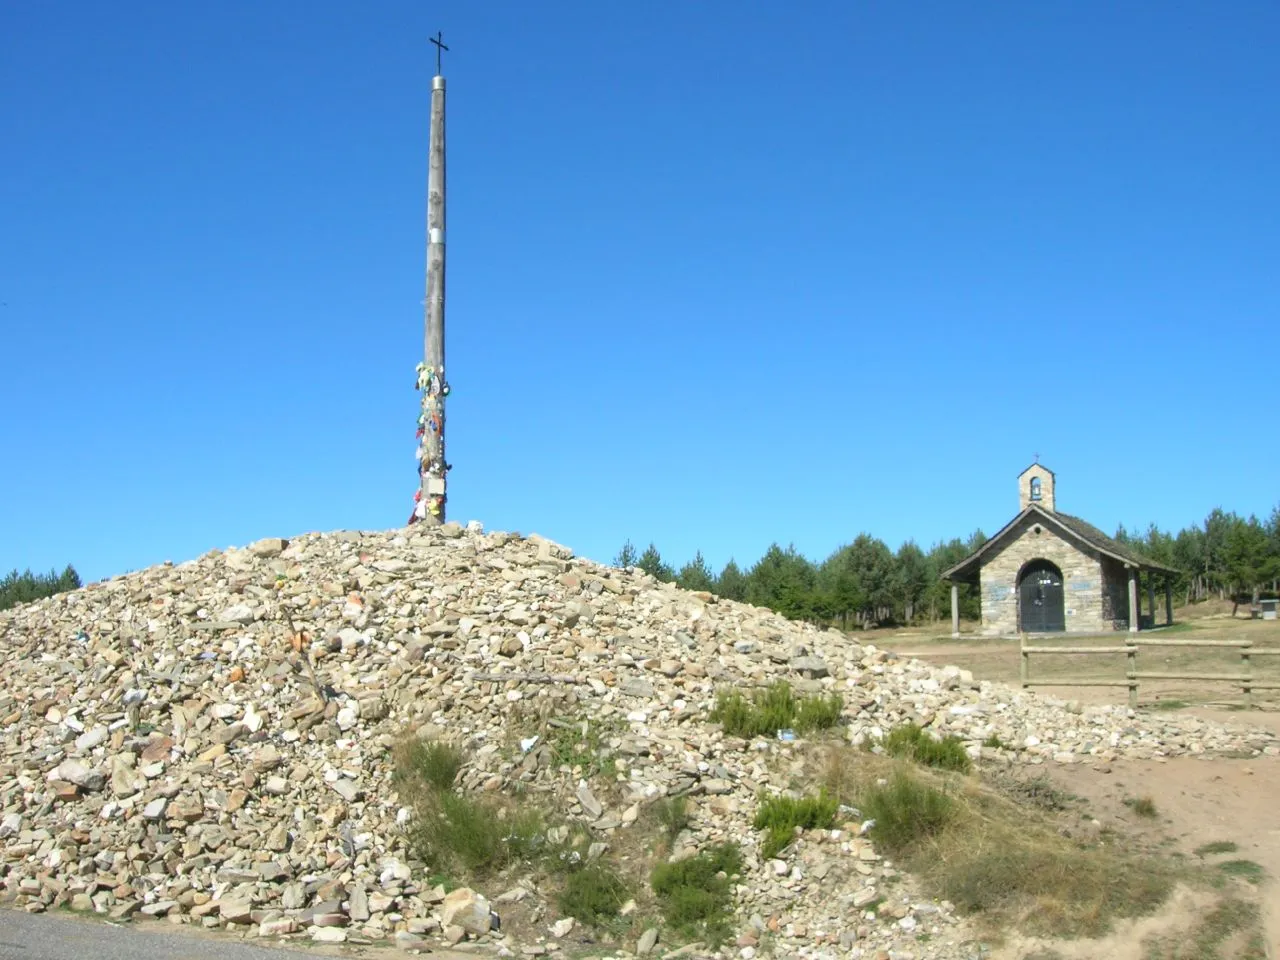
[1146,579,1156,632]
[1165,578,1174,626]
[1128,566,1140,633]
[950,583,960,639]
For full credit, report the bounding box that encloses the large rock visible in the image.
[248,537,287,558]
[53,759,104,792]
[440,888,493,937]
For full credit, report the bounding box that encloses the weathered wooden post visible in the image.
[412,32,451,525]
[950,583,960,639]
[1127,568,1139,634]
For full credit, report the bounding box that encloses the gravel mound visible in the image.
[2,523,1274,958]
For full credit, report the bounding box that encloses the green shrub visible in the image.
[558,863,630,926]
[407,790,544,876]
[653,796,690,848]
[1123,796,1158,819]
[393,738,463,793]
[651,843,742,943]
[882,723,972,772]
[709,682,843,738]
[754,791,839,859]
[857,770,958,854]
[793,691,844,731]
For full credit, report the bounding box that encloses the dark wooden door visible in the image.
[1019,561,1065,632]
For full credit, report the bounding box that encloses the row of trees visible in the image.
[0,565,82,613]
[616,505,1280,628]
[1115,507,1280,609]
[615,534,988,629]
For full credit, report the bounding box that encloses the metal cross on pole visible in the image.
[429,31,448,76]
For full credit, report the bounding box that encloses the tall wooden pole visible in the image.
[413,36,449,525]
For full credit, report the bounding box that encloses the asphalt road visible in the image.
[0,909,469,960]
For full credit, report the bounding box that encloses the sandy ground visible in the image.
[985,738,1280,958]
[879,612,1280,959]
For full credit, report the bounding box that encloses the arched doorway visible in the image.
[1019,559,1065,632]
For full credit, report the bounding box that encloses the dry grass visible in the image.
[820,746,1176,939]
[1125,795,1160,819]
[881,616,1280,708]
[1143,897,1268,959]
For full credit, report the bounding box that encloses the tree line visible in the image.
[0,565,82,613]
[614,534,989,629]
[616,504,1280,628]
[1115,507,1280,611]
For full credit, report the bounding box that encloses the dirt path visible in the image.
[878,625,1280,956]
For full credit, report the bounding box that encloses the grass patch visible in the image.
[545,716,622,779]
[881,722,972,772]
[557,863,630,927]
[982,733,1008,750]
[650,843,742,944]
[1218,860,1265,885]
[394,730,630,922]
[407,789,547,876]
[1194,841,1240,857]
[823,749,1176,939]
[709,681,842,739]
[393,738,462,792]
[855,769,959,853]
[1125,796,1159,819]
[753,791,839,859]
[1146,699,1191,711]
[1144,897,1266,959]
[652,796,690,850]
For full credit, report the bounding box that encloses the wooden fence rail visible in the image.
[1020,637,1268,707]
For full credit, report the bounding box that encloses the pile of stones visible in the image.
[1,523,1275,960]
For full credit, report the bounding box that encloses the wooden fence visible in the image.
[1020,637,1280,707]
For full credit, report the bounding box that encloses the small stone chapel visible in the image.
[941,464,1180,636]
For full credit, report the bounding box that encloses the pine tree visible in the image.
[613,540,639,569]
[715,560,747,602]
[677,551,715,592]
[637,543,675,582]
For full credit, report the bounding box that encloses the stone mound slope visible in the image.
[1,524,1276,959]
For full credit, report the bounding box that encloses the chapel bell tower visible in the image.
[1019,462,1056,513]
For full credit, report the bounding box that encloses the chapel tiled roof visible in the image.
[941,506,1181,581]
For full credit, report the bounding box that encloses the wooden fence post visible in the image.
[1127,644,1138,709]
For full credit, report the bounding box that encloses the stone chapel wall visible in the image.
[979,516,1106,634]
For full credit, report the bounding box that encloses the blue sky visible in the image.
[2,1,1276,584]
